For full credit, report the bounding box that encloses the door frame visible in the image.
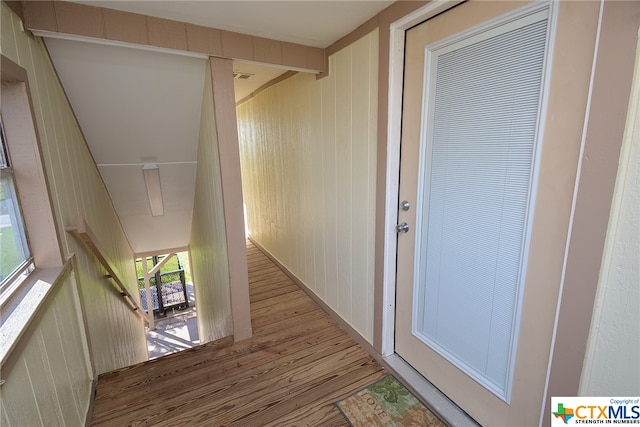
[382,1,639,426]
[381,0,463,358]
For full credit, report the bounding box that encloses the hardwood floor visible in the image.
[91,241,387,426]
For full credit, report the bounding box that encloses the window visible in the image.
[1,54,64,365]
[0,117,34,299]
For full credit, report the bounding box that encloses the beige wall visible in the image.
[1,274,91,426]
[580,29,640,396]
[1,4,147,423]
[190,62,233,343]
[237,30,378,342]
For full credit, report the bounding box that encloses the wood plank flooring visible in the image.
[91,241,387,426]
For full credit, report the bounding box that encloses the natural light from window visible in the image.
[0,118,34,299]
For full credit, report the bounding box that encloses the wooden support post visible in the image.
[142,256,155,330]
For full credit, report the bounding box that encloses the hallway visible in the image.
[90,241,387,425]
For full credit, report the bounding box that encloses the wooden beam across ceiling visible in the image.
[21,0,327,74]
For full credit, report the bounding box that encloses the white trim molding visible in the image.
[382,0,463,357]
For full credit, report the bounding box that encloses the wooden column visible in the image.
[141,256,155,330]
[209,57,252,342]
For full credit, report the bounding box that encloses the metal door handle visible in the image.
[396,222,410,233]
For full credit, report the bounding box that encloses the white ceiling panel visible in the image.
[98,164,196,253]
[123,212,194,254]
[45,38,206,165]
[98,164,197,216]
[46,38,204,253]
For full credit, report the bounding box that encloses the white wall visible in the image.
[237,30,378,342]
[580,31,640,396]
[1,4,148,423]
[190,62,233,343]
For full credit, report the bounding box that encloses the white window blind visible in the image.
[414,13,548,399]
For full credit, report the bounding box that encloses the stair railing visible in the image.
[66,216,148,323]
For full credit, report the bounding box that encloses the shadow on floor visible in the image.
[146,283,199,359]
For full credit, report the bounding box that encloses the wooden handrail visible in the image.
[66,216,149,323]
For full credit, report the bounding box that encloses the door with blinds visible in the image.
[395,2,554,425]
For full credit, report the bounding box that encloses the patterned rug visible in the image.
[336,375,445,426]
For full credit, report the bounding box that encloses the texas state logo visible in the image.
[551,397,640,426]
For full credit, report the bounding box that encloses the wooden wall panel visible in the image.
[54,1,105,39]
[190,62,233,343]
[237,30,379,343]
[0,276,90,426]
[1,5,148,424]
[335,47,352,321]
[146,16,188,51]
[103,9,148,45]
[253,37,282,66]
[32,29,146,373]
[209,57,252,341]
[186,24,222,57]
[321,58,339,311]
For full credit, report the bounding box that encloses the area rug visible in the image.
[336,375,445,426]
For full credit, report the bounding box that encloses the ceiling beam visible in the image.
[22,0,327,74]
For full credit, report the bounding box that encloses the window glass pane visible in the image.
[0,120,32,287]
[0,123,6,167]
[1,175,31,277]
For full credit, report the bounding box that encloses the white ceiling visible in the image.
[46,38,205,254]
[45,1,393,255]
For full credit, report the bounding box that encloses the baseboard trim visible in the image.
[248,237,380,360]
[247,237,478,427]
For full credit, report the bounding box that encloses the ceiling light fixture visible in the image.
[142,164,164,217]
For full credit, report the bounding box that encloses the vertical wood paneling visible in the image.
[1,8,19,60]
[0,276,89,426]
[367,31,378,341]
[22,330,64,426]
[1,402,10,427]
[335,47,353,321]
[2,359,43,426]
[52,278,87,422]
[309,80,326,299]
[237,30,379,343]
[1,4,148,424]
[351,34,375,339]
[190,62,233,343]
[321,57,339,310]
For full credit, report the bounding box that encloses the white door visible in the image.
[394,2,571,425]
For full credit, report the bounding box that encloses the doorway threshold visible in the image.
[383,353,480,427]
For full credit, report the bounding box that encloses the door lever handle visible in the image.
[396,222,410,233]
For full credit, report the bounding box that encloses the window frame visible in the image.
[0,54,65,364]
[0,117,35,300]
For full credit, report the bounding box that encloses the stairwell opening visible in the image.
[136,251,199,359]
